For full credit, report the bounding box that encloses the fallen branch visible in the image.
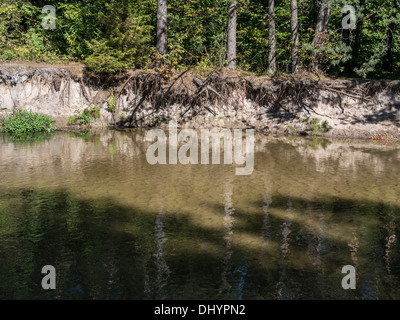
[193,77,224,99]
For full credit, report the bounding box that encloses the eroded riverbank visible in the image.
[0,62,399,141]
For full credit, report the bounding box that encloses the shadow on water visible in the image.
[0,185,399,300]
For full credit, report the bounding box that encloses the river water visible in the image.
[0,130,399,300]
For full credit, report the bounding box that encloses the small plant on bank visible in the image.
[107,89,118,126]
[67,116,76,125]
[90,104,101,119]
[68,105,101,126]
[107,89,117,114]
[285,125,297,134]
[1,110,56,134]
[303,118,329,136]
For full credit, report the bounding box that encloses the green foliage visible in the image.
[1,110,56,134]
[67,116,77,125]
[0,0,398,77]
[68,105,100,126]
[304,118,329,136]
[84,0,154,74]
[85,40,127,74]
[285,125,297,133]
[107,90,117,113]
[90,104,101,119]
[79,108,91,125]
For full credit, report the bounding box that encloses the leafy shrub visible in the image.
[1,110,56,134]
[68,105,101,126]
[67,116,77,125]
[85,40,127,74]
[309,118,329,135]
[84,1,153,74]
[107,89,117,113]
[90,104,101,119]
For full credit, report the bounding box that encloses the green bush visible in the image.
[90,104,101,119]
[84,40,127,74]
[309,118,329,135]
[68,105,101,126]
[1,110,56,134]
[107,89,117,113]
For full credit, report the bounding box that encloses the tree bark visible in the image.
[310,0,332,71]
[267,0,276,74]
[291,0,299,73]
[227,0,237,69]
[156,0,167,56]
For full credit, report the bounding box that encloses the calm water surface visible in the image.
[0,130,400,300]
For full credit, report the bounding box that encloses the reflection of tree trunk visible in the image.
[306,202,322,271]
[384,208,397,274]
[304,201,328,299]
[220,181,235,295]
[144,207,170,299]
[259,179,272,272]
[276,197,292,299]
[261,181,272,243]
[348,228,359,270]
[104,245,119,299]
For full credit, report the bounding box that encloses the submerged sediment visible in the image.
[0,63,399,140]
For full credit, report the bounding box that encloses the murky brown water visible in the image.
[0,130,400,300]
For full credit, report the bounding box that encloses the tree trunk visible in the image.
[156,0,167,56]
[310,0,332,71]
[227,0,237,69]
[267,0,276,74]
[291,0,299,73]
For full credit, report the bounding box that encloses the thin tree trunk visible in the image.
[310,0,332,71]
[267,0,276,74]
[291,0,299,73]
[156,0,167,56]
[227,0,237,69]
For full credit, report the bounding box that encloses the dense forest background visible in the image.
[0,0,399,78]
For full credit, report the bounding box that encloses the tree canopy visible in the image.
[0,0,399,78]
